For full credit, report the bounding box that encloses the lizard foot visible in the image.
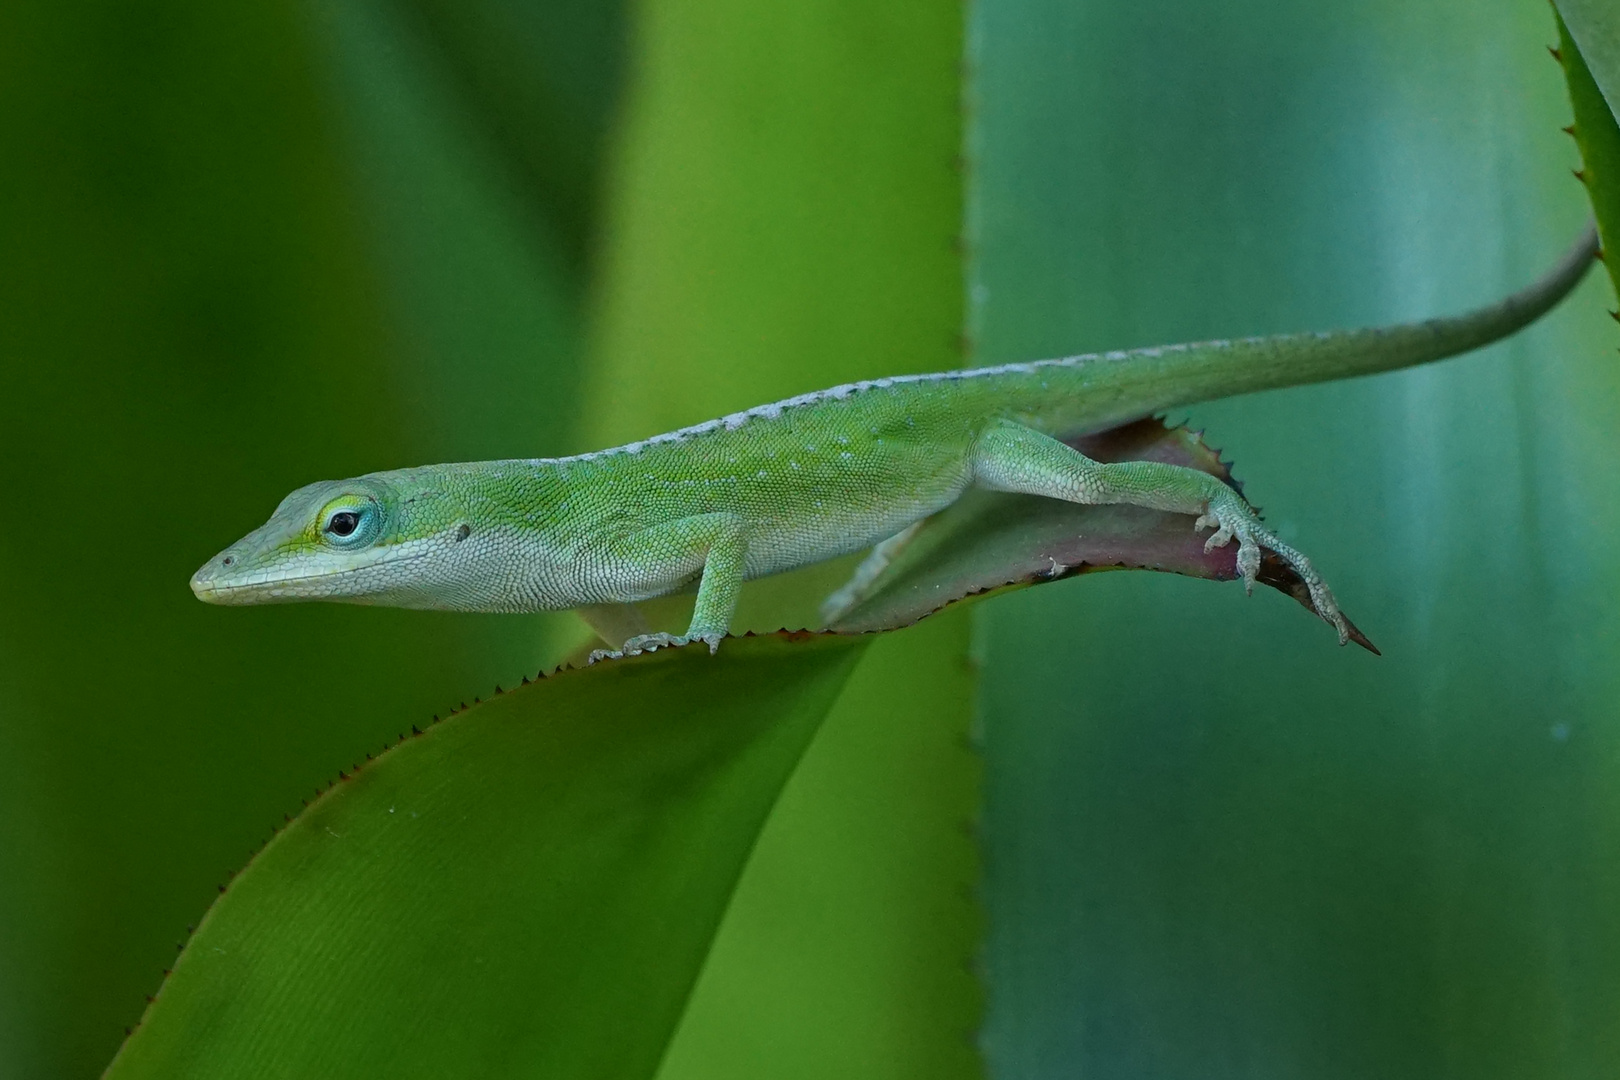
[1197,490,1351,646]
[586,632,685,663]
[615,631,724,657]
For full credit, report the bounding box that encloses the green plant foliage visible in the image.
[969,1,1620,1076]
[104,634,866,1080]
[311,0,605,468]
[0,1,617,1074]
[576,0,983,1075]
[1555,2,1620,308]
[378,0,627,280]
[1556,0,1620,110]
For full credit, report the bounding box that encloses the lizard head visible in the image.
[190,474,458,606]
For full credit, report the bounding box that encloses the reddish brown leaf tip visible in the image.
[1255,552,1378,654]
[1347,626,1381,655]
[1562,123,1577,136]
[1574,168,1588,184]
[1549,45,1563,63]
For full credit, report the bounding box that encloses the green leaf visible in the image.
[1556,0,1620,116]
[829,419,1376,652]
[378,0,628,280]
[0,3,618,1073]
[969,2,1620,1077]
[1555,2,1620,310]
[575,0,983,1076]
[104,634,865,1080]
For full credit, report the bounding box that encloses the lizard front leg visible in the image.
[971,418,1350,644]
[610,512,749,655]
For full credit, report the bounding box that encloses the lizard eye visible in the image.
[318,498,380,546]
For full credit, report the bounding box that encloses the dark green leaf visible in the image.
[0,3,615,1074]
[104,634,865,1080]
[379,0,628,279]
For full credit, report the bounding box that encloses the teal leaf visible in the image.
[968,2,1620,1076]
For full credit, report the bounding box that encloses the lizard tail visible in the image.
[1017,222,1600,435]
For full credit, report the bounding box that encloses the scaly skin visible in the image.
[192,226,1598,653]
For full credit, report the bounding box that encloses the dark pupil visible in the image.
[327,511,360,537]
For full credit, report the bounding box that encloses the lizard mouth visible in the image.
[191,551,429,605]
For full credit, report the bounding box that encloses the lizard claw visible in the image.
[1198,490,1351,645]
[621,632,688,655]
[1197,505,1254,591]
[612,631,724,657]
[1235,535,1261,595]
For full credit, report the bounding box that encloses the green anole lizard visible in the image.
[192,227,1598,654]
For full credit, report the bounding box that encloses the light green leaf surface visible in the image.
[580,0,982,1075]
[104,634,865,1080]
[970,2,1620,1076]
[1555,3,1620,308]
[1556,0,1620,117]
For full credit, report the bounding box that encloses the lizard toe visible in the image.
[621,632,687,655]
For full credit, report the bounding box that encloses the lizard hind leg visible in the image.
[820,521,926,625]
[971,419,1351,645]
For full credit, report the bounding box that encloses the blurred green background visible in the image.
[972,1,1620,1077]
[2,0,1617,1077]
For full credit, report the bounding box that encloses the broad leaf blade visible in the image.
[383,0,628,280]
[1556,0,1620,117]
[1555,3,1620,309]
[0,3,606,1074]
[575,0,983,1075]
[104,634,864,1080]
[968,2,1620,1078]
[830,419,1375,652]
